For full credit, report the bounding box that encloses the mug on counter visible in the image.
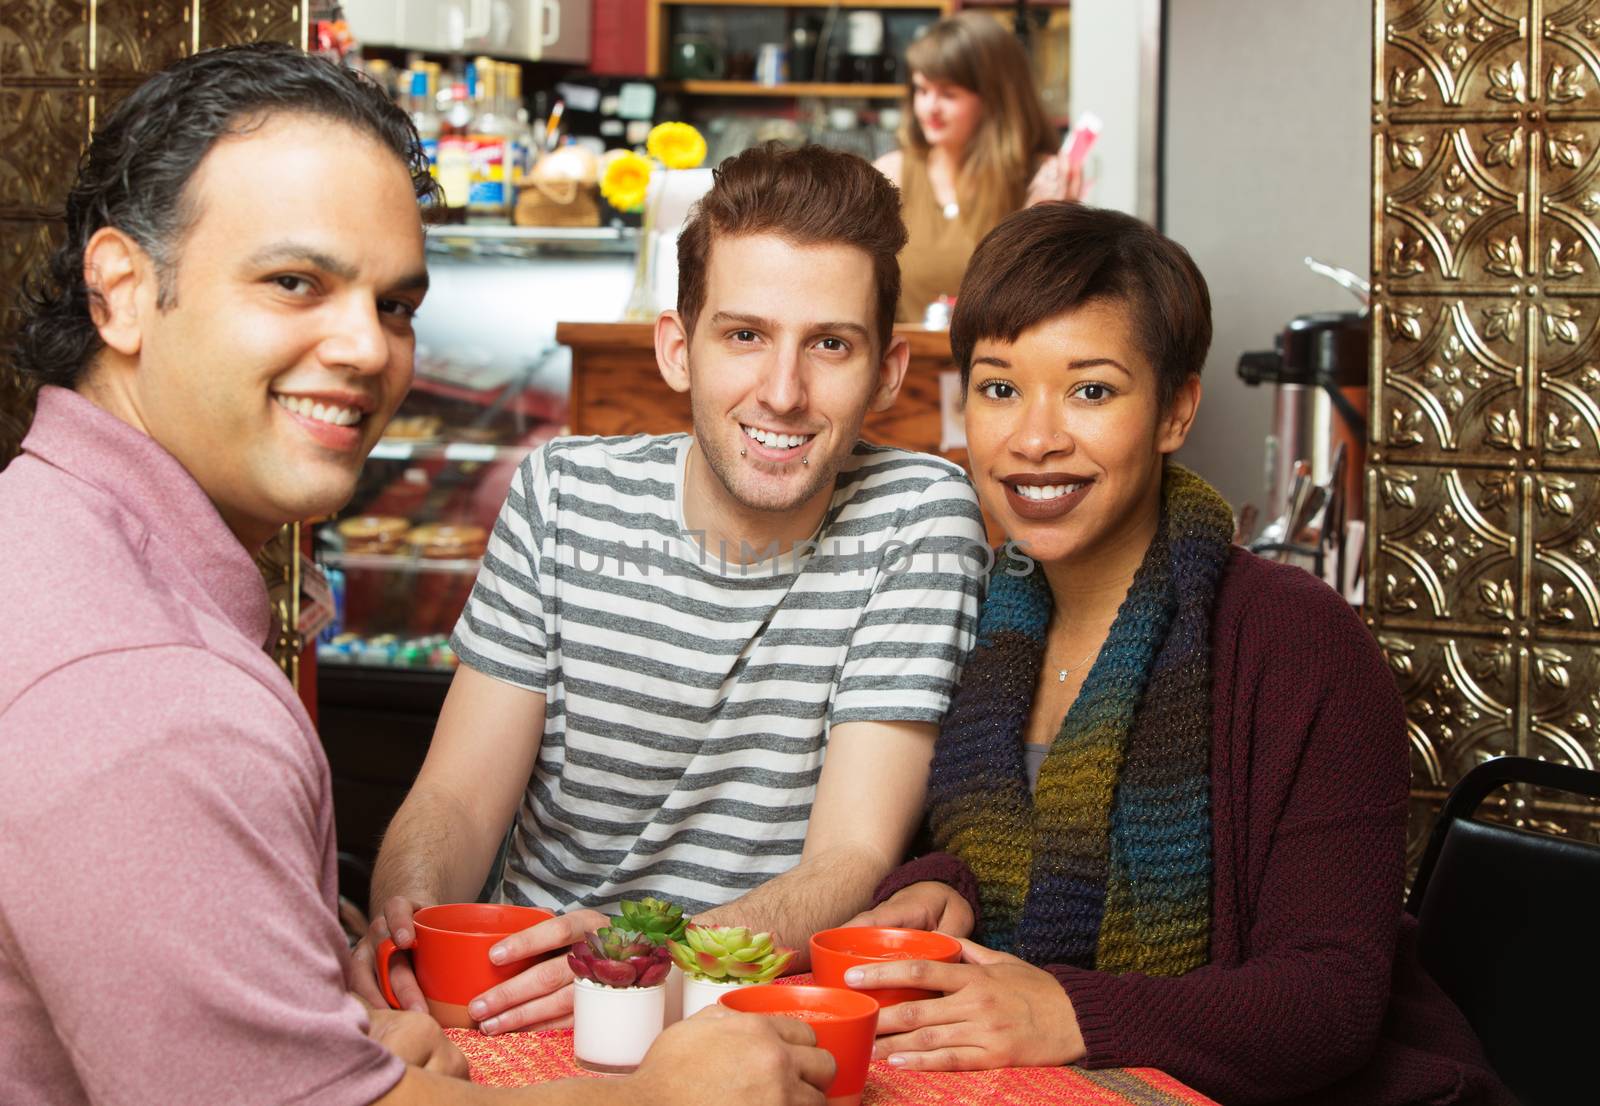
[377,903,557,1028]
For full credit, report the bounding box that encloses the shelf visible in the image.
[668,80,906,99]
[367,440,534,464]
[424,224,640,260]
[322,551,483,576]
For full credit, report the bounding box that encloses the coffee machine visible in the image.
[1238,311,1367,521]
[1236,260,1369,596]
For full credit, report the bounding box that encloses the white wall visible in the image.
[1162,0,1369,515]
[1069,0,1161,220]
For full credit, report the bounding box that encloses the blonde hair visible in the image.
[899,12,1058,235]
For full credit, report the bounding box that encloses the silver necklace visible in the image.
[1056,650,1095,682]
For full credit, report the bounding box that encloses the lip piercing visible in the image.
[802,457,808,465]
[740,448,747,456]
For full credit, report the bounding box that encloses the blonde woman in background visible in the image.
[875,12,1082,323]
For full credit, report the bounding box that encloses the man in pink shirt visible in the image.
[0,43,830,1106]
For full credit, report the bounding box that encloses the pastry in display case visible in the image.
[314,377,551,673]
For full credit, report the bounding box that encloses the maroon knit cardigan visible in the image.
[875,549,1515,1106]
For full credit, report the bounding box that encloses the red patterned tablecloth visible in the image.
[445,1023,1221,1106]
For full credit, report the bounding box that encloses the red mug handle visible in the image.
[376,937,403,1010]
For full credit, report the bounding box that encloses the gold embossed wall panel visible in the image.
[197,1,306,52]
[0,1,89,81]
[0,88,91,211]
[95,1,188,77]
[1374,0,1600,865]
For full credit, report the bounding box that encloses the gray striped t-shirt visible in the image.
[451,433,986,914]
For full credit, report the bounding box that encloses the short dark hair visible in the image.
[676,143,905,351]
[951,203,1212,410]
[11,42,437,389]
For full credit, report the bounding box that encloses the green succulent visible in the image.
[666,924,797,983]
[616,897,689,945]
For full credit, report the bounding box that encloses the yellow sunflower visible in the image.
[600,151,653,212]
[646,122,707,171]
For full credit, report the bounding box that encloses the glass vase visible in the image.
[622,172,666,321]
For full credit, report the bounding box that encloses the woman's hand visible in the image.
[1025,150,1086,206]
[841,881,974,938]
[844,939,1086,1070]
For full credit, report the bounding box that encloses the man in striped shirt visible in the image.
[354,145,987,1035]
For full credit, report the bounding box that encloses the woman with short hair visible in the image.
[845,203,1513,1106]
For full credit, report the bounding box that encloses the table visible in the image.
[443,1024,1220,1106]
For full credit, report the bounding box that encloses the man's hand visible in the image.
[351,894,434,1013]
[628,1007,834,1106]
[844,939,1085,1070]
[465,909,608,1034]
[843,881,975,939]
[365,1007,469,1078]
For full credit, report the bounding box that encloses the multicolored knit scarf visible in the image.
[926,464,1234,975]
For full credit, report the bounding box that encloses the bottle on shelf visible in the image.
[468,55,513,224]
[407,66,440,180]
[505,64,535,189]
[363,57,393,98]
[434,64,474,224]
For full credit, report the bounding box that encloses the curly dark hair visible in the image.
[11,42,439,389]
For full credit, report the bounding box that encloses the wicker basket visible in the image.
[513,178,602,228]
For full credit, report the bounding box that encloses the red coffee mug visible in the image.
[377,903,556,1028]
[809,926,962,1007]
[719,984,879,1106]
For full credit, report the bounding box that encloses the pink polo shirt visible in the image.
[0,387,404,1106]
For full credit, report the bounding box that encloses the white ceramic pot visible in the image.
[572,976,667,1075]
[681,974,746,1019]
[663,964,684,1025]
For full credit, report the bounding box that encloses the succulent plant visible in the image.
[615,897,688,945]
[667,924,797,984]
[567,926,673,989]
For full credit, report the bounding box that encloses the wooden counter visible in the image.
[556,321,967,467]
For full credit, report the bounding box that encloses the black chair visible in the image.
[1406,756,1600,1106]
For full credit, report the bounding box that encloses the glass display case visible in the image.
[314,372,556,674]
[314,225,635,676]
[313,225,636,871]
